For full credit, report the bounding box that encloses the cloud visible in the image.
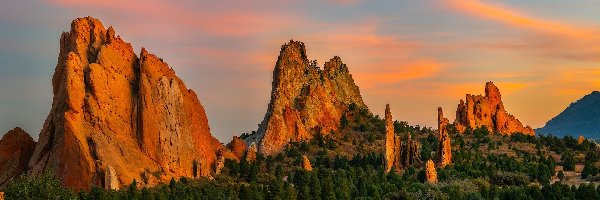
[446,0,600,62]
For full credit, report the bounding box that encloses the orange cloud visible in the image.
[447,0,590,38]
[446,0,600,61]
[355,59,442,88]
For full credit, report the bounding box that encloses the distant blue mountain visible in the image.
[536,91,600,138]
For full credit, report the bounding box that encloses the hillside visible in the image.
[537,91,600,138]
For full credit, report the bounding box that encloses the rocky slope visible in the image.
[246,40,367,155]
[536,91,600,138]
[27,17,225,190]
[0,127,36,187]
[454,82,534,136]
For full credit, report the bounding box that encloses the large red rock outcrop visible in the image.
[384,105,401,172]
[246,40,367,155]
[27,17,225,190]
[0,127,36,187]
[436,108,452,167]
[454,82,534,136]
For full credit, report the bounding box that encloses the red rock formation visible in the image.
[227,136,247,160]
[400,133,421,167]
[301,155,312,171]
[454,82,534,136]
[246,143,258,162]
[0,127,36,187]
[425,159,437,183]
[27,17,224,190]
[384,105,421,172]
[437,108,452,167]
[578,136,585,144]
[246,40,366,155]
[384,105,401,172]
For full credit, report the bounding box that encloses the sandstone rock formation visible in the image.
[214,155,226,175]
[245,40,367,155]
[384,105,401,173]
[104,165,119,190]
[400,133,421,167]
[0,127,36,187]
[384,105,421,172]
[301,155,312,171]
[227,136,247,160]
[246,143,258,162]
[425,159,437,183]
[27,17,225,190]
[437,108,452,168]
[578,136,585,145]
[454,82,534,136]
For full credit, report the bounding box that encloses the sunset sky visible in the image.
[1,0,600,142]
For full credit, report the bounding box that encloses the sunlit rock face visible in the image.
[425,159,437,183]
[27,17,226,191]
[384,105,401,173]
[454,82,534,136]
[0,127,36,187]
[246,40,367,156]
[437,107,452,168]
[301,155,312,171]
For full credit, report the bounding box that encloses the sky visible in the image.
[1,0,600,143]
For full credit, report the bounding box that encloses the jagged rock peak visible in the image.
[27,16,225,191]
[454,81,534,136]
[247,40,367,155]
[0,127,36,187]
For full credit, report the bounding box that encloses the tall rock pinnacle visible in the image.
[436,107,452,167]
[454,82,534,136]
[27,17,225,190]
[246,40,367,155]
[384,104,401,172]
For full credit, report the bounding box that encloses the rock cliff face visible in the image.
[246,40,366,155]
[27,17,225,190]
[384,105,401,172]
[425,159,437,183]
[454,82,534,136]
[437,108,452,167]
[0,127,36,187]
[301,155,312,171]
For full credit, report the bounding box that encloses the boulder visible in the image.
[0,127,36,187]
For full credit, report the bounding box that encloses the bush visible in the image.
[5,171,77,200]
[490,171,529,186]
